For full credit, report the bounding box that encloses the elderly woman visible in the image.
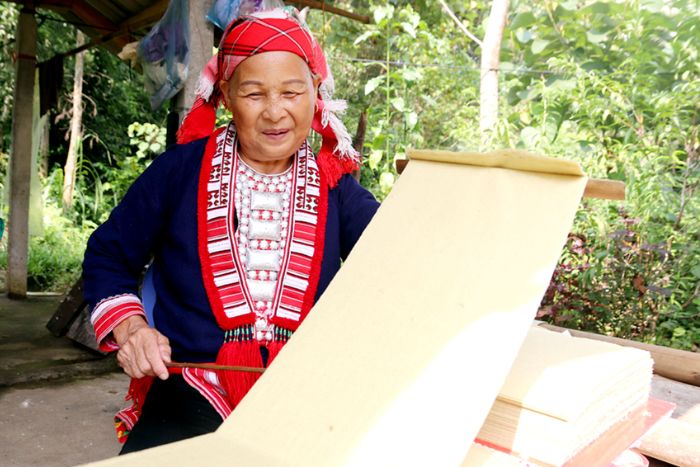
[82,9,378,453]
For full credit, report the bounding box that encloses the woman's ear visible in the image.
[219,79,232,110]
[312,74,322,96]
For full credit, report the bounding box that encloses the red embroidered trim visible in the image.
[198,124,327,332]
[182,368,232,419]
[198,128,228,329]
[90,293,146,352]
[299,165,328,323]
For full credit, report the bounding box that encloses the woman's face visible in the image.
[220,51,319,167]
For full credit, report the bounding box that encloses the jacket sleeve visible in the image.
[82,144,190,351]
[337,174,380,260]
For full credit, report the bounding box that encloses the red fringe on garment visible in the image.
[215,340,286,408]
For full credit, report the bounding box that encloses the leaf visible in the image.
[510,12,537,30]
[405,111,418,129]
[672,326,686,338]
[401,22,416,38]
[531,39,550,54]
[691,265,700,279]
[515,29,533,43]
[391,97,405,112]
[520,126,540,146]
[379,171,395,192]
[364,76,384,96]
[354,30,378,46]
[402,68,422,82]
[373,5,393,25]
[584,2,610,14]
[586,30,608,44]
[368,150,383,170]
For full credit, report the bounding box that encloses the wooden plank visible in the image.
[537,322,700,387]
[396,157,625,201]
[7,7,37,298]
[637,416,700,466]
[46,278,86,336]
[89,151,587,466]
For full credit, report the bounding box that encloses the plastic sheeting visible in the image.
[207,0,285,30]
[139,0,190,109]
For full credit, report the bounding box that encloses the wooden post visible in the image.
[7,7,37,299]
[174,0,213,123]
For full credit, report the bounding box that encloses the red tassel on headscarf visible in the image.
[176,98,217,144]
[316,143,360,188]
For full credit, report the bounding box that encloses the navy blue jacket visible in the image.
[83,137,379,362]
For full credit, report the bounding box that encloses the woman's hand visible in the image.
[113,315,171,380]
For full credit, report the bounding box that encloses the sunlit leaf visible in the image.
[368,150,383,170]
[391,97,405,112]
[364,76,384,96]
[531,38,550,54]
[510,12,537,30]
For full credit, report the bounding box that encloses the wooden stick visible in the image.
[166,362,266,373]
[395,159,625,201]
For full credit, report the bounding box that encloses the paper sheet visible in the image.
[90,153,587,467]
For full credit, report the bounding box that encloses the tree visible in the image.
[62,29,85,211]
[479,0,509,147]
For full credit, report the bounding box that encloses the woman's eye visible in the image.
[245,93,262,98]
[283,91,300,97]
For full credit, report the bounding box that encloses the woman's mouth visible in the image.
[262,129,290,141]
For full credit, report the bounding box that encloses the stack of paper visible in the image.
[475,326,654,466]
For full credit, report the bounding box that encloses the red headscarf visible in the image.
[177,8,358,187]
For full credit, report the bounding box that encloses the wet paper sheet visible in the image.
[91,151,587,467]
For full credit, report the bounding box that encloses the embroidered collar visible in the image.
[198,124,329,337]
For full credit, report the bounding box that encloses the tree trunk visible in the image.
[62,30,85,211]
[479,0,509,148]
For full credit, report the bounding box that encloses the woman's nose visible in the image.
[262,97,284,122]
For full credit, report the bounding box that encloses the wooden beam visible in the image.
[395,159,625,200]
[6,0,130,51]
[7,6,37,298]
[39,0,168,62]
[291,0,370,24]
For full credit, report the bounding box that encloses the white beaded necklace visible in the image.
[233,156,294,342]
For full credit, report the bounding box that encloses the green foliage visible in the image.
[504,0,700,350]
[128,122,166,159]
[0,201,93,291]
[0,1,697,351]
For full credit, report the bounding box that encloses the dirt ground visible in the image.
[0,373,129,466]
